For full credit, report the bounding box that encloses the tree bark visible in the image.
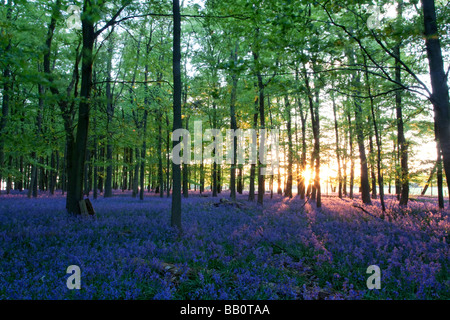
[229,44,239,201]
[421,0,450,207]
[66,0,95,214]
[171,0,182,230]
[284,95,293,198]
[104,33,115,198]
[0,0,12,194]
[331,84,342,199]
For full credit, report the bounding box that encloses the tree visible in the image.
[171,0,182,230]
[421,0,450,207]
[66,0,130,214]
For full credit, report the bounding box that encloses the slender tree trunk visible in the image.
[297,93,307,199]
[393,6,409,205]
[348,111,354,199]
[93,138,98,200]
[132,147,139,197]
[369,132,377,199]
[354,90,372,205]
[166,113,171,198]
[0,0,12,195]
[200,161,205,194]
[331,86,342,198]
[248,96,258,202]
[348,48,371,204]
[421,162,436,196]
[229,44,239,201]
[157,121,163,197]
[284,95,293,198]
[182,115,189,198]
[436,144,444,208]
[237,165,243,194]
[104,34,115,198]
[140,112,148,201]
[364,56,386,212]
[252,32,265,205]
[212,104,218,198]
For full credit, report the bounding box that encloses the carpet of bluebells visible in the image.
[0,190,448,300]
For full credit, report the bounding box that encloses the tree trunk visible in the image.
[66,1,95,214]
[132,147,139,197]
[348,111,354,199]
[369,132,377,199]
[229,44,239,201]
[0,0,12,195]
[171,0,182,230]
[237,165,243,194]
[436,144,444,208]
[182,115,189,198]
[297,93,307,199]
[393,2,409,205]
[284,95,293,198]
[422,0,450,207]
[140,111,148,201]
[166,113,171,198]
[256,71,265,206]
[248,97,258,202]
[348,48,371,204]
[104,33,115,198]
[331,85,342,199]
[364,55,386,212]
[354,91,372,205]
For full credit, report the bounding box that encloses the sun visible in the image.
[302,169,313,186]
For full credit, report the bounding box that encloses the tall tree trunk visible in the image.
[284,95,293,198]
[66,0,95,214]
[297,93,307,199]
[0,0,12,195]
[369,131,377,199]
[394,1,409,205]
[436,143,444,208]
[422,0,450,207]
[104,33,115,198]
[166,113,171,198]
[212,105,218,198]
[248,101,258,201]
[256,71,265,206]
[158,121,163,197]
[331,85,342,199]
[200,161,205,194]
[182,115,189,198]
[364,55,386,212]
[248,96,258,202]
[237,165,243,194]
[348,48,371,205]
[354,88,372,205]
[304,60,321,206]
[132,147,139,197]
[252,29,265,205]
[171,0,182,230]
[229,44,239,201]
[140,111,148,201]
[348,111,354,199]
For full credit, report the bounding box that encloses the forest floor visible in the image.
[0,190,448,300]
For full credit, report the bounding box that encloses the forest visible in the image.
[0,0,449,301]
